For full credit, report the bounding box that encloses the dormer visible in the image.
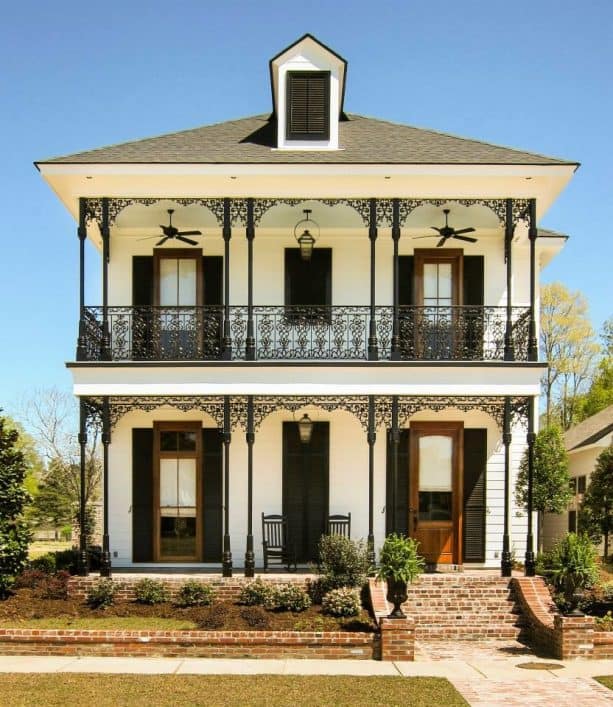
[269,34,347,151]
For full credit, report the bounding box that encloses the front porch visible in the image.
[75,393,538,580]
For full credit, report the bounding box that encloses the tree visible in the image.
[540,283,599,429]
[22,389,101,538]
[576,316,613,422]
[580,445,613,560]
[0,411,32,596]
[516,426,572,552]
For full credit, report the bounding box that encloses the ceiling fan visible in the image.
[139,209,202,246]
[413,209,477,247]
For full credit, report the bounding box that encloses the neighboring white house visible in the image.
[35,34,577,578]
[543,405,613,552]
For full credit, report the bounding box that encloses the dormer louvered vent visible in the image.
[286,71,330,140]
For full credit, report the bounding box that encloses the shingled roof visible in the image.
[565,405,613,451]
[37,114,575,166]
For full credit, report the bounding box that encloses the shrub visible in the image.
[41,571,70,600]
[321,587,361,617]
[195,604,229,630]
[30,553,57,573]
[376,533,425,584]
[317,535,371,590]
[239,606,271,629]
[13,569,47,589]
[596,611,613,631]
[543,533,599,607]
[238,578,275,606]
[176,580,214,607]
[266,584,311,612]
[134,578,170,605]
[86,579,119,609]
[52,549,78,573]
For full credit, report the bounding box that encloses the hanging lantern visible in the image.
[293,208,319,261]
[297,413,314,445]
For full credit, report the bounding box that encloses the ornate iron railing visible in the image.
[79,305,531,362]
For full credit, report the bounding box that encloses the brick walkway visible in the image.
[452,678,613,706]
[415,638,534,661]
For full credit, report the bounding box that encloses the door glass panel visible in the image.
[178,259,197,306]
[423,263,438,302]
[159,457,197,558]
[438,263,452,300]
[159,259,177,306]
[418,435,452,521]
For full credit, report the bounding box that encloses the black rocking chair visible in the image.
[326,513,351,538]
[262,513,297,572]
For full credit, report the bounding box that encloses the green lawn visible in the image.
[0,617,197,630]
[595,676,613,691]
[0,675,467,707]
[28,541,72,559]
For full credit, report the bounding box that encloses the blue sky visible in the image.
[0,0,611,415]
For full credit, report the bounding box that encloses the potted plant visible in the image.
[376,533,425,618]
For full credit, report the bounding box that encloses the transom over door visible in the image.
[409,421,463,565]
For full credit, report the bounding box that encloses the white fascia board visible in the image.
[38,162,576,179]
[69,363,543,397]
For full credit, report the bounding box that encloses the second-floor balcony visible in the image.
[79,304,531,363]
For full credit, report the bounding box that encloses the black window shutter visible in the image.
[284,248,332,307]
[132,429,154,562]
[398,256,414,306]
[463,256,484,306]
[202,429,223,562]
[463,428,487,562]
[132,256,153,306]
[462,256,484,359]
[286,71,330,140]
[132,257,153,360]
[202,256,223,305]
[386,429,410,536]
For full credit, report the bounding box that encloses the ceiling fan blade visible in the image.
[412,235,437,239]
[156,236,171,246]
[176,230,202,236]
[453,234,478,243]
[430,226,443,233]
[137,235,163,241]
[176,235,198,246]
[437,237,447,248]
[452,227,476,235]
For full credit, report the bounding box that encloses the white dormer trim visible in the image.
[270,35,346,151]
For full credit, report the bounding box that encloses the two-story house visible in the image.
[35,34,576,579]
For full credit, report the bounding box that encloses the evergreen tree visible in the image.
[0,411,32,596]
[580,445,613,560]
[516,426,571,552]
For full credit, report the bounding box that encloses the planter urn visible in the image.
[386,576,408,618]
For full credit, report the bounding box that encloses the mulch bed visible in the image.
[0,589,376,633]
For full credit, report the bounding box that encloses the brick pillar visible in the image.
[379,617,415,661]
[553,614,595,659]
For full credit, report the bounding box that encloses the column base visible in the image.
[501,551,513,578]
[524,551,536,577]
[78,549,89,577]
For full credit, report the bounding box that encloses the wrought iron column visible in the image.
[101,198,111,360]
[222,395,233,576]
[503,199,515,361]
[525,397,536,576]
[245,198,256,360]
[367,395,376,565]
[390,199,401,360]
[501,397,513,577]
[100,396,112,577]
[77,399,88,576]
[76,198,88,361]
[244,395,255,577]
[367,198,379,360]
[222,198,233,360]
[391,395,400,533]
[528,199,538,361]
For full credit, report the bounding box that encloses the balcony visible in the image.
[79,305,531,363]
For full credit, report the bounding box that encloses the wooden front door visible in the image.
[282,421,329,563]
[409,421,463,564]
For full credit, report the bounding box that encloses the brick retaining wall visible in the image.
[0,628,375,659]
[67,575,310,603]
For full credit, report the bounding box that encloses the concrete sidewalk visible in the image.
[1,655,612,705]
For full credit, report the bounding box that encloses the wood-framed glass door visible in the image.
[154,421,202,562]
[414,249,462,359]
[154,248,203,359]
[409,421,463,564]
